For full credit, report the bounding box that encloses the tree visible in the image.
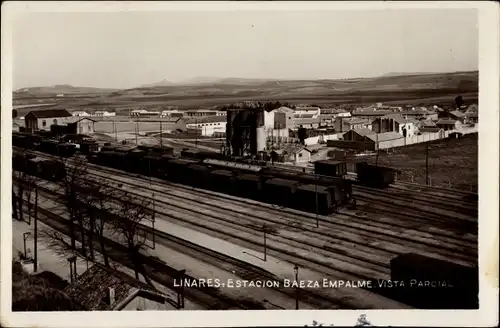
[57,156,89,252]
[111,191,156,287]
[12,151,38,224]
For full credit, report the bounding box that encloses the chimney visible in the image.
[109,287,115,306]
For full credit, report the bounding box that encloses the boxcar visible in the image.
[235,173,263,200]
[208,169,236,194]
[79,141,99,154]
[294,184,334,215]
[12,153,36,172]
[314,160,347,177]
[356,162,396,188]
[184,164,210,188]
[57,143,77,157]
[25,157,66,181]
[263,178,298,208]
[165,158,199,183]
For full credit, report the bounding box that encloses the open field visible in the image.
[13,71,478,115]
[362,133,478,191]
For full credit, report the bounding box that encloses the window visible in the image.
[53,119,58,125]
[299,153,303,157]
[42,120,46,127]
[88,124,92,131]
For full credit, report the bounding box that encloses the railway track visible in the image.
[391,181,478,201]
[14,149,478,303]
[15,177,370,309]
[19,200,255,310]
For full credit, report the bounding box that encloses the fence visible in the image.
[394,172,478,194]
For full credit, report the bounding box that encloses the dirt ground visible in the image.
[363,134,478,192]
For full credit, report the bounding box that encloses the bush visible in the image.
[11,261,84,311]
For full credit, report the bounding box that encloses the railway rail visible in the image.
[14,176,399,309]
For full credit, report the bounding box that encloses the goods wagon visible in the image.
[208,169,236,194]
[79,141,99,154]
[181,148,226,161]
[314,160,347,177]
[38,140,77,157]
[138,145,174,156]
[165,158,199,183]
[389,253,478,309]
[184,164,210,188]
[13,155,66,182]
[263,178,298,208]
[12,133,42,149]
[293,184,335,215]
[235,173,263,200]
[355,162,397,188]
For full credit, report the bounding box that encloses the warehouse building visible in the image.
[24,109,76,132]
[186,116,226,137]
[335,117,372,133]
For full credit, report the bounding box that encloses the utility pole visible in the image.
[135,119,139,145]
[425,142,429,185]
[315,173,319,227]
[33,185,38,272]
[195,119,198,148]
[263,224,267,262]
[114,121,117,142]
[375,133,380,167]
[152,193,155,249]
[160,120,163,148]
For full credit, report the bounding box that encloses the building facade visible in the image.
[24,109,76,132]
[185,116,227,137]
[71,111,90,117]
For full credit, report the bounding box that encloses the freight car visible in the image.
[13,152,66,182]
[87,148,349,214]
[355,162,397,188]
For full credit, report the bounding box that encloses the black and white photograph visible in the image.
[1,1,498,327]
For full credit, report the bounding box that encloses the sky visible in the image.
[12,9,478,89]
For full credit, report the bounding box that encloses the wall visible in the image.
[36,116,78,131]
[76,120,95,134]
[326,140,376,150]
[264,110,275,129]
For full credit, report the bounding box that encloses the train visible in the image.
[13,132,98,156]
[12,150,66,182]
[87,148,352,215]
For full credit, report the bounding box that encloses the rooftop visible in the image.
[63,264,166,311]
[341,118,371,125]
[436,119,459,125]
[350,128,376,136]
[449,110,466,118]
[185,116,226,124]
[293,118,321,125]
[26,109,72,119]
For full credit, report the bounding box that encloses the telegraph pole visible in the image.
[425,142,429,185]
[160,120,163,148]
[33,185,38,272]
[315,173,319,228]
[263,224,267,262]
[114,122,117,142]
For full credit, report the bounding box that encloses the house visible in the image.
[372,114,417,137]
[185,116,226,137]
[184,109,225,117]
[342,128,376,142]
[50,118,96,136]
[71,111,90,117]
[436,119,462,131]
[63,264,171,311]
[293,106,320,118]
[130,109,159,117]
[24,109,76,132]
[272,107,294,130]
[320,108,351,118]
[417,120,437,129]
[448,110,466,123]
[93,111,116,117]
[270,146,311,164]
[160,109,183,118]
[335,117,372,133]
[293,117,321,129]
[365,132,405,150]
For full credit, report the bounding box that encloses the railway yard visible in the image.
[12,144,478,310]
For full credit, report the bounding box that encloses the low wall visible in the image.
[326,140,376,150]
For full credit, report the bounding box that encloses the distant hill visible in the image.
[14,84,118,95]
[137,79,175,88]
[379,72,438,78]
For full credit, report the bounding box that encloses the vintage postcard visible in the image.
[1,1,498,327]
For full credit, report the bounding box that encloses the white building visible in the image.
[161,109,183,118]
[71,111,91,117]
[130,109,159,117]
[94,111,116,117]
[293,106,321,118]
[185,116,227,137]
